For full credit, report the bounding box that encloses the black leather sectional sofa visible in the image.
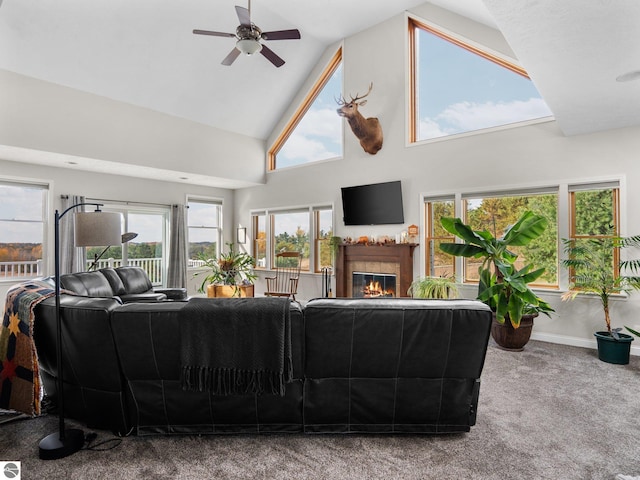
[32,268,492,436]
[58,266,187,302]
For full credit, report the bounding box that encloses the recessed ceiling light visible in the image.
[616,70,640,82]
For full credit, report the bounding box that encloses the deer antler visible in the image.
[350,82,374,103]
[335,94,348,106]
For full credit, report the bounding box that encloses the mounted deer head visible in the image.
[336,82,383,155]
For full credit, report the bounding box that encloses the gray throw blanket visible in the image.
[179,297,292,396]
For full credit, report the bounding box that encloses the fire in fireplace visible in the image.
[352,272,396,298]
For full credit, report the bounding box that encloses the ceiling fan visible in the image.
[193,0,301,68]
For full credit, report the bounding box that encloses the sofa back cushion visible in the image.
[60,271,115,297]
[99,268,127,296]
[115,266,153,294]
[302,298,492,433]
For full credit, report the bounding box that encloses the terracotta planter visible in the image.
[206,284,254,298]
[491,313,537,351]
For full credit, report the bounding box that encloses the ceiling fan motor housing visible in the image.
[236,24,262,41]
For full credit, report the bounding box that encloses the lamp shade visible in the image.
[121,232,138,243]
[74,211,122,247]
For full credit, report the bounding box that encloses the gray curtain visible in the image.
[167,204,187,288]
[59,195,86,274]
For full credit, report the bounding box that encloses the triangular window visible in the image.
[410,19,552,142]
[269,48,342,170]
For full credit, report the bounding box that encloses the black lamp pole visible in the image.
[38,202,106,460]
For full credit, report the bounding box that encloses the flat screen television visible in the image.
[341,180,404,225]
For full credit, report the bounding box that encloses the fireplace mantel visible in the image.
[335,243,417,298]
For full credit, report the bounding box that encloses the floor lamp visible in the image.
[38,203,121,460]
[87,232,138,271]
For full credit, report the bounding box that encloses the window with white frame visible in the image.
[0,180,48,281]
[187,198,222,266]
[89,202,170,286]
[251,205,333,273]
[427,180,621,290]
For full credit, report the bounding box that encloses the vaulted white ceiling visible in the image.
[0,0,442,140]
[1,0,639,180]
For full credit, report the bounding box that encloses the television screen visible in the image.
[341,181,404,225]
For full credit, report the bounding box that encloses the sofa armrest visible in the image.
[154,288,188,301]
[118,292,168,303]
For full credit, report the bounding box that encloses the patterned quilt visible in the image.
[0,281,57,416]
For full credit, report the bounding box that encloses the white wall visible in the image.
[235,6,640,352]
[0,69,266,187]
[2,4,639,353]
[0,159,234,306]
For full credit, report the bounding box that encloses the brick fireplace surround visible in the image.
[335,243,417,298]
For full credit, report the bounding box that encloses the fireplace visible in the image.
[353,272,396,298]
[335,243,417,297]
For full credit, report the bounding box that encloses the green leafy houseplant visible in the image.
[626,326,640,338]
[561,235,640,333]
[194,242,257,294]
[408,275,459,299]
[439,211,554,328]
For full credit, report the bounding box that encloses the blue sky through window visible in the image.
[277,63,343,168]
[417,28,552,140]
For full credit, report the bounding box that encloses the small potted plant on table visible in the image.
[439,211,554,350]
[561,235,640,364]
[194,242,257,298]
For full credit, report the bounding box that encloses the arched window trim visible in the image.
[268,47,343,171]
[408,15,543,144]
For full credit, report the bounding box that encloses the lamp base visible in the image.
[38,428,85,460]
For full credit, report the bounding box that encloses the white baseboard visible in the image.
[530,332,640,357]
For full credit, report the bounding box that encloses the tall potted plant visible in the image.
[439,211,554,350]
[194,242,257,298]
[561,235,640,364]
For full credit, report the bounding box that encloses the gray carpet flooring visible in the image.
[2,340,639,479]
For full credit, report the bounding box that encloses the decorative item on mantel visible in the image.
[343,235,403,246]
[407,224,419,243]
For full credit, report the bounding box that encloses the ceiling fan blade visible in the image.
[260,44,285,68]
[235,6,251,27]
[222,48,241,66]
[261,29,301,41]
[193,29,236,38]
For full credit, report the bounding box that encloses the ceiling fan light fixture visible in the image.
[237,38,262,55]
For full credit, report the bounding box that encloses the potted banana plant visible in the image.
[561,235,640,364]
[439,211,554,350]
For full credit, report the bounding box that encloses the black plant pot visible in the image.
[594,331,634,365]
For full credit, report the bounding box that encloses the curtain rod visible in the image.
[87,197,171,208]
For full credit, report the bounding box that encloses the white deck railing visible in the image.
[0,260,43,280]
[0,258,165,286]
[89,258,164,285]
[2,257,209,285]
